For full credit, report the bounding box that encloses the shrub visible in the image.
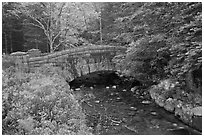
[2,55,16,71]
[2,65,92,135]
[149,79,202,106]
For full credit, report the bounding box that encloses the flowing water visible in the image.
[74,86,201,135]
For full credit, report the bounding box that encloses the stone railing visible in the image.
[10,45,127,78]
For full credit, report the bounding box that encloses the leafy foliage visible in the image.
[106,2,202,89]
[2,2,100,53]
[2,2,202,90]
[168,2,202,79]
[2,55,16,70]
[2,65,92,135]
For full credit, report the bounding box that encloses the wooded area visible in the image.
[2,2,202,135]
[2,2,202,91]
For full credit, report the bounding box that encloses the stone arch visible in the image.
[12,45,127,80]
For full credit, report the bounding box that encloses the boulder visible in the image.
[164,98,176,112]
[11,51,27,56]
[155,96,166,107]
[27,49,41,57]
[191,106,202,116]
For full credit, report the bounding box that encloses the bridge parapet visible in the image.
[12,45,127,79]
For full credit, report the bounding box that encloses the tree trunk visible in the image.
[94,3,103,45]
[9,32,13,53]
[99,10,102,45]
[47,39,49,53]
[49,2,53,53]
[49,41,54,53]
[35,39,38,49]
[4,32,8,54]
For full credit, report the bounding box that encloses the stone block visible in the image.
[155,96,165,107]
[164,98,175,112]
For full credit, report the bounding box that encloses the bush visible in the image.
[149,79,202,106]
[2,65,92,135]
[2,55,16,71]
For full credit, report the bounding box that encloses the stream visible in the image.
[74,85,201,135]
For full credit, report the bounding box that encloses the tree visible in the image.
[168,2,202,80]
[19,2,100,52]
[20,2,68,52]
[2,2,24,53]
[92,3,104,45]
[108,2,201,85]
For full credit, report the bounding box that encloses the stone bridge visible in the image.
[13,45,127,80]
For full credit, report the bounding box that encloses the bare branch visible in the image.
[58,3,66,18]
[25,15,50,39]
[40,2,47,8]
[52,29,63,43]
[29,16,46,31]
[53,41,63,51]
[24,22,43,29]
[68,43,78,48]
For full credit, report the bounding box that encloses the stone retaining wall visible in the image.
[149,79,202,131]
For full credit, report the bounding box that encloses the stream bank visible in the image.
[72,85,201,135]
[149,79,202,132]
